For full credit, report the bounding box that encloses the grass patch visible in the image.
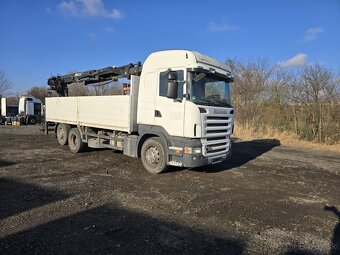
[233,122,340,153]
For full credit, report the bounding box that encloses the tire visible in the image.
[141,137,168,174]
[57,124,71,145]
[68,128,86,153]
[27,116,37,125]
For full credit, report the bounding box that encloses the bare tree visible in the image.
[68,83,91,96]
[294,64,339,142]
[109,81,122,95]
[27,86,48,104]
[265,68,296,131]
[0,70,12,96]
[231,58,275,127]
[92,82,113,96]
[6,95,20,105]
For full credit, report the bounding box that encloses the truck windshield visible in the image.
[190,73,232,107]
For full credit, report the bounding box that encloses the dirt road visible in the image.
[0,125,339,254]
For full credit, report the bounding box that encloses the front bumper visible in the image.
[168,142,232,168]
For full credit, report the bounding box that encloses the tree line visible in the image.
[227,59,340,144]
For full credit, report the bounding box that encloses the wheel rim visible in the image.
[58,127,65,140]
[145,146,160,165]
[70,134,78,148]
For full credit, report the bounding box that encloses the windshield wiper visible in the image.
[193,98,233,108]
[217,101,233,108]
[193,98,218,106]
[217,100,233,108]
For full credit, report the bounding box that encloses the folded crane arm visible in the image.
[47,62,143,96]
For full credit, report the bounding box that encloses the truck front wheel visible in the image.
[27,116,37,125]
[68,128,86,153]
[57,124,71,145]
[141,137,167,174]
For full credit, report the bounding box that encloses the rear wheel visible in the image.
[68,128,86,153]
[57,124,71,145]
[141,137,167,174]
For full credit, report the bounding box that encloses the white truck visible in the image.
[45,50,234,174]
[0,96,43,125]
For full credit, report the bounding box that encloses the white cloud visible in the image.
[208,22,240,32]
[303,26,324,42]
[59,1,78,15]
[279,53,307,68]
[58,0,122,19]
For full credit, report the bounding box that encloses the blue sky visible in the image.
[0,0,339,94]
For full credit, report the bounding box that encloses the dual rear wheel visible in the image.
[68,128,86,153]
[57,124,71,145]
[56,124,85,153]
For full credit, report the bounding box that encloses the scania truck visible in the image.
[1,96,43,125]
[45,50,234,174]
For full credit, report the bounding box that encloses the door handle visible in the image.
[155,110,162,117]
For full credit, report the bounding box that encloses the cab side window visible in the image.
[159,70,184,98]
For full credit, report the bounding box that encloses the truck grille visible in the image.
[201,113,233,157]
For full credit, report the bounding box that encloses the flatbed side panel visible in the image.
[46,96,131,132]
[1,98,6,116]
[77,96,130,132]
[46,97,78,123]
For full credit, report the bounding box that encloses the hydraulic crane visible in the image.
[47,62,143,96]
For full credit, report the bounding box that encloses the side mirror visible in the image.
[167,71,178,99]
[167,80,178,99]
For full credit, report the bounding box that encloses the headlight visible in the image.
[183,147,202,155]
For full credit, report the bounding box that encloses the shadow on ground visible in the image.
[283,242,321,255]
[0,160,15,168]
[186,139,280,173]
[324,205,340,255]
[0,177,69,220]
[0,203,246,255]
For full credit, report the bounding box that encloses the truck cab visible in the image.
[1,96,43,125]
[18,96,43,124]
[137,50,234,171]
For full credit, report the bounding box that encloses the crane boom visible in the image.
[48,62,143,96]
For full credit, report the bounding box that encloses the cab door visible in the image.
[26,101,34,115]
[154,69,185,137]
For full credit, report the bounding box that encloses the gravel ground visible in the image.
[0,125,339,254]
